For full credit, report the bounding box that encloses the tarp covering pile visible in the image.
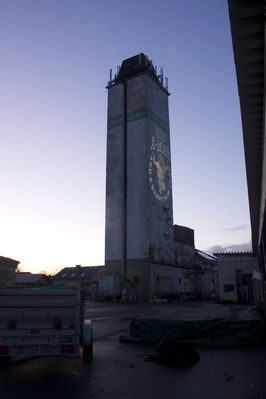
[122,304,266,346]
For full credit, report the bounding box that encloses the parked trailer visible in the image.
[0,288,92,360]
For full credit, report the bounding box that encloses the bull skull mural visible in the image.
[149,132,171,202]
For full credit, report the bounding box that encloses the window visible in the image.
[71,273,76,277]
[81,273,85,277]
[178,278,182,284]
[223,284,235,292]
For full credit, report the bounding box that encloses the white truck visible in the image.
[0,287,93,360]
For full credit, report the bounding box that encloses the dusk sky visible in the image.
[0,0,251,273]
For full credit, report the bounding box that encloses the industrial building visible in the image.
[103,54,218,301]
[104,53,174,301]
[194,250,219,299]
[228,0,266,307]
[0,256,19,288]
[215,252,260,303]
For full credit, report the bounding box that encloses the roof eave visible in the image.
[228,0,266,253]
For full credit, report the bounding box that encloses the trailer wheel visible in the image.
[83,320,93,361]
[83,330,93,361]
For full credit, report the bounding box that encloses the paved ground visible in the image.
[1,301,266,398]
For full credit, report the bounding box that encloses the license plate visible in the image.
[19,345,49,355]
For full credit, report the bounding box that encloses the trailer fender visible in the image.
[83,319,92,346]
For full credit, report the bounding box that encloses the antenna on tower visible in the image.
[160,67,164,84]
[165,77,168,90]
[110,69,112,82]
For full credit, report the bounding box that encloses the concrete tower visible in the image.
[105,53,174,300]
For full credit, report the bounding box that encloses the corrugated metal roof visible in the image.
[213,251,254,256]
[196,250,217,262]
[52,266,104,281]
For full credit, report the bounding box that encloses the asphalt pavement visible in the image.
[1,300,266,399]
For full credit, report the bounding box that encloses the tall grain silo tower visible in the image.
[105,53,174,301]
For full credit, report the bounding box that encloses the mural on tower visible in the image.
[102,53,219,302]
[149,128,171,202]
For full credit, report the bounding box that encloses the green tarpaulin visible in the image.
[121,304,266,346]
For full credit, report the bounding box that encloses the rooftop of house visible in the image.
[0,256,20,267]
[52,265,104,281]
[15,272,50,284]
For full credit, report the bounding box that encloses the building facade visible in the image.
[104,53,219,302]
[105,54,175,300]
[215,252,259,303]
[228,0,266,307]
[194,250,218,299]
[0,256,19,288]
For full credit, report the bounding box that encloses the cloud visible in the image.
[203,242,252,255]
[220,225,248,233]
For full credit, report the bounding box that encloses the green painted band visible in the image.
[107,114,124,129]
[107,106,169,133]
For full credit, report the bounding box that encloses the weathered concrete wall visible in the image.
[173,242,195,267]
[0,266,15,288]
[195,270,219,299]
[105,259,122,275]
[193,253,219,299]
[105,83,124,263]
[105,74,174,263]
[101,258,151,301]
[144,75,174,265]
[174,225,195,246]
[217,253,259,302]
[105,69,175,298]
[0,257,19,288]
[126,258,150,302]
[150,263,195,296]
[98,274,121,297]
